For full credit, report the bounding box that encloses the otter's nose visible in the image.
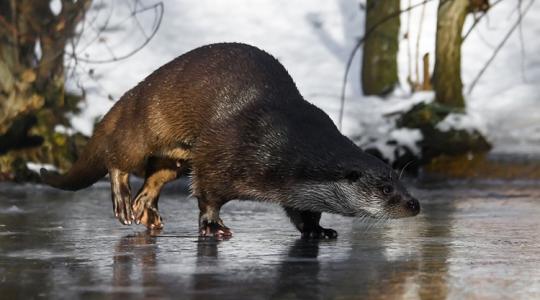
[406,198,420,215]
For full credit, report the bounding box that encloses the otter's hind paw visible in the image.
[199,220,233,238]
[301,227,338,239]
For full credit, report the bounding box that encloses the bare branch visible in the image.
[518,0,528,82]
[462,0,505,42]
[131,0,150,39]
[406,0,412,87]
[467,0,534,94]
[68,1,164,64]
[338,0,441,131]
[414,1,427,89]
[75,0,116,55]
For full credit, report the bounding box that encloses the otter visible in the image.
[41,43,420,238]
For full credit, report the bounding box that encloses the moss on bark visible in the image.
[432,0,469,108]
[0,0,91,181]
[397,102,491,162]
[361,0,400,96]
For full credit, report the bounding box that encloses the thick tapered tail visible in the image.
[40,142,108,191]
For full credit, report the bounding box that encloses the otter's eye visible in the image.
[345,170,360,183]
[382,185,393,195]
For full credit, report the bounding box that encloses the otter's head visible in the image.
[287,154,420,219]
[336,160,421,219]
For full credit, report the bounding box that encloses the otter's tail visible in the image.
[40,143,108,191]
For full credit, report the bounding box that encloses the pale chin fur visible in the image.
[283,181,386,217]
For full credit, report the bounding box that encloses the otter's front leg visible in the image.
[109,168,133,225]
[132,158,184,229]
[197,195,232,238]
[284,207,337,239]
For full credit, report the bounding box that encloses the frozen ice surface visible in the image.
[0,181,539,299]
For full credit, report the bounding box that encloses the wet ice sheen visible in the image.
[0,181,539,299]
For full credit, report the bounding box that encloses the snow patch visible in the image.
[370,139,399,162]
[359,128,423,163]
[49,0,62,16]
[350,91,431,162]
[390,128,423,155]
[436,112,488,135]
[65,0,540,155]
[27,162,58,173]
[54,125,76,135]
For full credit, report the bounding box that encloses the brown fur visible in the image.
[41,43,420,238]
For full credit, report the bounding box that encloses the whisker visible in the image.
[399,160,414,180]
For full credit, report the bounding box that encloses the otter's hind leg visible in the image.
[197,194,232,238]
[132,157,185,229]
[284,207,337,239]
[110,168,133,225]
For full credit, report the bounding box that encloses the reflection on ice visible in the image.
[0,182,539,299]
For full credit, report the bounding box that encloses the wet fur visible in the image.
[41,43,419,237]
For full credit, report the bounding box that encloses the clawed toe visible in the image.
[199,221,233,238]
[301,227,338,239]
[139,207,164,229]
[132,199,146,224]
[114,205,133,225]
[131,195,164,229]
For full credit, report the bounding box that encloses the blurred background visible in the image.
[1,0,539,181]
[2,2,540,298]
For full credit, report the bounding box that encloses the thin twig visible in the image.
[517,0,528,82]
[406,0,412,87]
[338,0,439,131]
[462,0,505,42]
[66,1,94,80]
[415,1,427,88]
[75,0,115,54]
[467,0,534,94]
[462,12,487,42]
[69,2,164,64]
[64,0,164,106]
[132,0,150,39]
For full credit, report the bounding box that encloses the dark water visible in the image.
[0,181,539,299]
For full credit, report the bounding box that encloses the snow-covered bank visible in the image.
[69,0,540,155]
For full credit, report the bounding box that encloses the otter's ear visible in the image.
[344,170,361,183]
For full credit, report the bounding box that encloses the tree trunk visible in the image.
[0,0,91,179]
[421,53,432,91]
[432,0,469,109]
[361,0,400,96]
[0,0,43,134]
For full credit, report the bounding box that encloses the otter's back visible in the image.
[123,43,303,149]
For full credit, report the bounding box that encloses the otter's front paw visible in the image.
[132,198,163,230]
[199,220,233,238]
[301,227,338,239]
